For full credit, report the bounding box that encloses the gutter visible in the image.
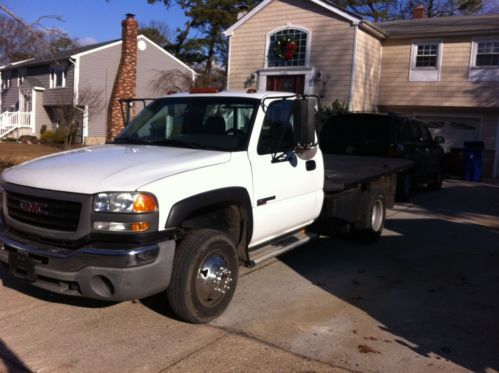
[348,24,359,112]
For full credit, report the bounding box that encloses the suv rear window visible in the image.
[319,114,390,155]
[396,119,423,143]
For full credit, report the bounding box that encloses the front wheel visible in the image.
[167,229,239,323]
[351,190,386,243]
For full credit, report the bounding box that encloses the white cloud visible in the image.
[78,36,98,46]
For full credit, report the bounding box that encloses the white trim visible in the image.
[375,37,383,112]
[72,35,196,78]
[224,0,361,36]
[226,35,233,89]
[10,58,34,66]
[72,40,123,58]
[83,105,89,138]
[72,56,80,105]
[256,67,316,95]
[31,88,36,134]
[409,39,443,82]
[17,68,27,87]
[50,64,66,89]
[138,35,197,77]
[348,25,359,112]
[264,25,312,69]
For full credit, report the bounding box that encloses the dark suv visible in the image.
[319,113,445,201]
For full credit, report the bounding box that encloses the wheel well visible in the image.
[180,203,249,262]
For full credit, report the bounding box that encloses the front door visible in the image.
[266,75,305,95]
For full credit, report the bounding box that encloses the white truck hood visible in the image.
[3,145,231,194]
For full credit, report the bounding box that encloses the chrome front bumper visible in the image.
[0,221,175,301]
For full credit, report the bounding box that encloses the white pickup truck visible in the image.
[0,91,412,323]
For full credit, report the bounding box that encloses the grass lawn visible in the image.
[0,143,69,173]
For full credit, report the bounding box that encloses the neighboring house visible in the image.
[224,0,499,178]
[0,34,196,145]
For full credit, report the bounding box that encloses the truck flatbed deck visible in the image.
[323,154,414,192]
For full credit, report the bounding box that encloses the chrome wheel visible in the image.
[195,253,233,308]
[371,198,384,232]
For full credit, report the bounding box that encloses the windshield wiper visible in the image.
[149,139,208,149]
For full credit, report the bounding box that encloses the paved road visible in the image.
[1,179,498,373]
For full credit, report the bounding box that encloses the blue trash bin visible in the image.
[463,141,484,182]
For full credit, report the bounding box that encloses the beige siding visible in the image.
[379,36,499,108]
[228,0,355,106]
[351,29,382,111]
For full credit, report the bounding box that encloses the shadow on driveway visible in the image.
[279,183,499,372]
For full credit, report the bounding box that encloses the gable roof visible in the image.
[0,39,120,70]
[378,14,499,38]
[225,0,365,36]
[0,35,196,76]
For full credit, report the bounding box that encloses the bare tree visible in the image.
[151,69,194,95]
[0,5,76,65]
[49,85,105,149]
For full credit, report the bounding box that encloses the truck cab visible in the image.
[0,91,325,323]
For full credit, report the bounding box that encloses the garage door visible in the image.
[415,116,481,152]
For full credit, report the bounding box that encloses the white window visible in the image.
[50,65,66,88]
[475,40,499,66]
[266,28,309,68]
[410,40,442,82]
[1,71,11,90]
[18,68,27,86]
[469,39,499,81]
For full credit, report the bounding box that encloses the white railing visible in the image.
[0,111,34,139]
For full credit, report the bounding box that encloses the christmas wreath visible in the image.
[273,35,298,61]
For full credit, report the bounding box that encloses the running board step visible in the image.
[248,230,317,266]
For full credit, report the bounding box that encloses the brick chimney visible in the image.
[413,4,426,19]
[106,13,138,141]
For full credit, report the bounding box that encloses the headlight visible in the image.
[93,192,158,213]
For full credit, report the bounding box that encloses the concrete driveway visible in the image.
[1,179,498,373]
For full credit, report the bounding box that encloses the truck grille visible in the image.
[6,191,81,231]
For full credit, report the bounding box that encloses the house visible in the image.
[224,0,499,178]
[0,15,196,145]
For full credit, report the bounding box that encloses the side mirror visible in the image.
[434,136,445,145]
[292,98,316,149]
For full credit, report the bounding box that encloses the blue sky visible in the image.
[4,0,187,44]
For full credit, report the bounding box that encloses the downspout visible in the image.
[226,33,233,90]
[348,24,359,112]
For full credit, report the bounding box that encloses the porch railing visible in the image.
[0,111,34,139]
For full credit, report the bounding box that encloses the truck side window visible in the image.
[257,100,294,155]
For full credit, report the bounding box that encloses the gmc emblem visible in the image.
[19,200,49,216]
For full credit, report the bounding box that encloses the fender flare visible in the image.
[165,187,253,242]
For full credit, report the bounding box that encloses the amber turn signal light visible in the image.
[133,193,158,213]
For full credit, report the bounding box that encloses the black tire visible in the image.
[396,172,413,202]
[351,190,386,244]
[428,169,443,191]
[167,229,239,323]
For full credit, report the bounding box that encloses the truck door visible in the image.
[248,99,324,246]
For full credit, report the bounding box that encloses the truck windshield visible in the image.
[115,97,259,151]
